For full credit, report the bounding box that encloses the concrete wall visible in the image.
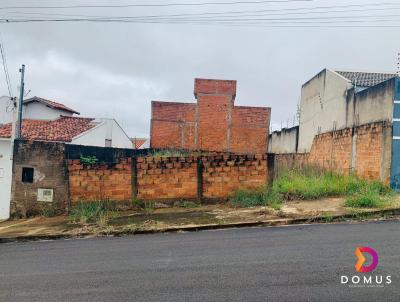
[268,126,299,154]
[345,78,395,127]
[23,102,73,120]
[0,96,12,124]
[72,119,132,149]
[0,139,12,219]
[298,69,352,152]
[11,140,70,217]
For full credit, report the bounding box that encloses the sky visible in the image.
[0,0,399,137]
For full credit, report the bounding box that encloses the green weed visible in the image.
[69,200,118,225]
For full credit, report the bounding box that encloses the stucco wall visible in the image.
[0,139,12,219]
[345,78,394,127]
[72,119,132,149]
[23,102,73,120]
[298,69,352,152]
[268,126,298,154]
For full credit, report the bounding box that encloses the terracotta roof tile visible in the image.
[24,96,80,115]
[0,116,96,142]
[131,138,148,149]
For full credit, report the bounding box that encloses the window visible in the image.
[105,139,112,147]
[22,167,34,183]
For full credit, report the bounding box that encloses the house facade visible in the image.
[269,69,400,188]
[0,97,132,220]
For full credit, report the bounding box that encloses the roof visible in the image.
[131,137,148,149]
[24,96,80,115]
[0,116,96,142]
[335,71,397,87]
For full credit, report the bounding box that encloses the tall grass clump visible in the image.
[69,200,118,225]
[231,166,393,209]
[230,187,282,209]
[273,166,391,202]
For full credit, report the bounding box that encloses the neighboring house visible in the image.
[0,96,80,124]
[270,68,400,189]
[0,96,133,220]
[132,137,150,149]
[297,69,397,153]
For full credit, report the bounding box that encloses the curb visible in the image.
[1,208,400,244]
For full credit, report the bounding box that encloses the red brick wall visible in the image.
[136,156,198,200]
[68,153,270,203]
[68,158,132,203]
[150,78,271,154]
[355,123,387,181]
[203,154,268,198]
[151,101,196,149]
[308,128,353,175]
[231,106,270,154]
[197,94,232,151]
[273,122,391,184]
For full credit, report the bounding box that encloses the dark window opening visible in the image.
[22,167,34,183]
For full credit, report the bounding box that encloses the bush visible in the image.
[345,190,390,208]
[69,200,118,224]
[230,187,282,208]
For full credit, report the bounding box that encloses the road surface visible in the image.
[1,221,399,301]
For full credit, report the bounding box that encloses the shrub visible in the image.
[69,200,117,224]
[230,187,282,208]
[181,201,200,208]
[345,191,388,208]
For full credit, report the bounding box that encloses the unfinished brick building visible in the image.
[150,78,271,154]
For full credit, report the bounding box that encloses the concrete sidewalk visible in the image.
[1,198,399,242]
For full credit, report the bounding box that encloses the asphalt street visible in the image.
[0,221,399,301]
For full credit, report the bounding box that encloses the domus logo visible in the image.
[340,247,391,288]
[355,247,379,273]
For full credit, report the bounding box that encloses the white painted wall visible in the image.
[298,69,352,152]
[71,119,132,148]
[268,126,298,154]
[0,96,12,124]
[23,102,73,120]
[0,139,12,220]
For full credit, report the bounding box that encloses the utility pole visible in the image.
[16,64,25,139]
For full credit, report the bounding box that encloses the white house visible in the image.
[0,96,133,220]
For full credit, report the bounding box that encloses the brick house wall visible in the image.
[151,78,271,154]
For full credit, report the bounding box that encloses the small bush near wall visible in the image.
[69,200,118,225]
[230,187,282,209]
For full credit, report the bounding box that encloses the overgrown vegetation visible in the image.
[69,201,118,225]
[230,187,282,209]
[230,166,393,209]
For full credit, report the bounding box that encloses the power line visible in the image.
[0,0,313,10]
[3,2,400,20]
[6,5,400,22]
[3,13,400,24]
[0,33,12,98]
